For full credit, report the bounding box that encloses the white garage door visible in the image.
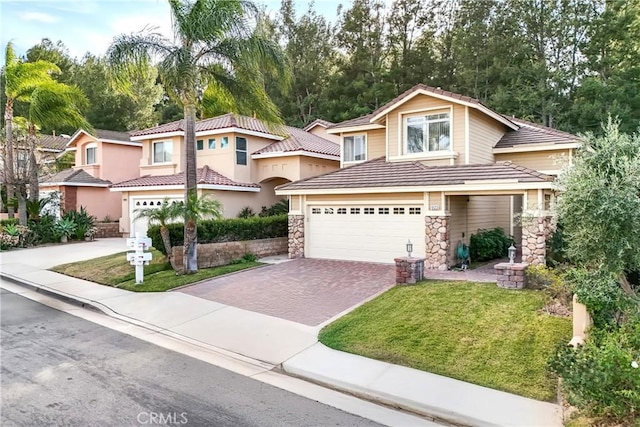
[130,196,183,237]
[307,204,425,264]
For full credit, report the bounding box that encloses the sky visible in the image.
[0,0,346,64]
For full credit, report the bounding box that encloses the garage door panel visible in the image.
[308,204,425,264]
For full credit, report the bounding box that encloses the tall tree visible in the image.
[3,42,59,218]
[107,0,289,273]
[25,39,75,85]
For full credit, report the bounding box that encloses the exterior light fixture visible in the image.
[508,244,517,264]
[406,239,413,258]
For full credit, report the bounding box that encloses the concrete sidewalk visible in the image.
[0,239,563,426]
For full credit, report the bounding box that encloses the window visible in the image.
[220,136,229,148]
[394,207,405,215]
[17,151,28,168]
[406,112,450,154]
[378,207,389,215]
[409,207,422,215]
[364,207,375,215]
[312,207,321,214]
[208,138,216,149]
[324,208,334,214]
[344,135,366,162]
[236,137,247,165]
[85,144,97,165]
[350,207,360,214]
[153,141,173,163]
[337,208,347,214]
[196,139,203,150]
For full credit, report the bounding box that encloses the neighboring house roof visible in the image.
[303,118,334,131]
[39,168,112,187]
[110,165,260,190]
[494,117,580,149]
[252,126,340,158]
[328,84,519,131]
[67,128,134,147]
[130,113,285,138]
[37,135,70,152]
[277,157,552,192]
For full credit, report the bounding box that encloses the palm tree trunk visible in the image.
[27,125,39,201]
[4,100,16,218]
[160,226,178,271]
[183,103,198,273]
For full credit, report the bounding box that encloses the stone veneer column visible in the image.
[425,215,450,270]
[521,216,554,265]
[288,214,304,259]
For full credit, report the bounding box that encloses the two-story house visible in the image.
[39,129,141,220]
[110,113,340,236]
[276,84,579,268]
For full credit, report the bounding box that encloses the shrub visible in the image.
[546,224,568,267]
[549,319,640,420]
[62,207,96,239]
[0,218,19,227]
[259,199,289,217]
[148,214,288,255]
[28,214,58,244]
[237,207,255,218]
[469,227,513,262]
[526,265,573,307]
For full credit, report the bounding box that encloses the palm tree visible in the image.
[134,198,182,270]
[107,0,290,273]
[3,42,59,218]
[24,81,91,201]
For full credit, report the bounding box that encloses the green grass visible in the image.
[51,249,262,292]
[319,281,571,402]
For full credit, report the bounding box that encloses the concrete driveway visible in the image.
[176,259,395,326]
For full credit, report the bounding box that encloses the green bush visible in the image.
[525,265,573,306]
[546,224,568,267]
[469,227,513,262]
[62,207,96,240]
[549,319,640,420]
[0,218,18,227]
[148,214,288,255]
[28,214,58,244]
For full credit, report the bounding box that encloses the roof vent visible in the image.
[61,134,70,138]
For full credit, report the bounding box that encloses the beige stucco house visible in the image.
[39,129,141,221]
[110,113,340,236]
[276,84,579,268]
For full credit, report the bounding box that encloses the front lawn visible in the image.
[51,250,262,292]
[319,281,571,402]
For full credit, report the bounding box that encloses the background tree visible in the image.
[107,0,290,273]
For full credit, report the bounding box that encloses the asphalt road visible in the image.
[0,288,381,427]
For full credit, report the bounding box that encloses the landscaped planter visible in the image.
[172,237,287,269]
[94,222,121,238]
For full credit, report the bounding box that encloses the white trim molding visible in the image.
[111,184,260,193]
[40,182,110,188]
[251,150,339,161]
[131,127,284,142]
[493,143,580,154]
[325,124,386,134]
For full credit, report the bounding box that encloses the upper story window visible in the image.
[85,143,97,165]
[344,135,366,162]
[208,138,215,149]
[220,136,229,148]
[405,112,451,154]
[196,139,203,150]
[153,141,173,163]
[236,137,247,165]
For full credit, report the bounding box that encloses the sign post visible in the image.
[126,233,153,284]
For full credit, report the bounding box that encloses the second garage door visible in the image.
[307,204,425,263]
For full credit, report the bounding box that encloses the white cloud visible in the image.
[19,11,60,23]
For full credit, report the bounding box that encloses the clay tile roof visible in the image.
[327,114,375,130]
[303,118,334,131]
[495,117,579,148]
[110,165,260,189]
[278,157,552,191]
[39,168,112,186]
[253,126,340,157]
[37,135,70,151]
[130,113,286,137]
[95,129,132,142]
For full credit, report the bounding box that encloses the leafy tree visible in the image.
[107,0,289,273]
[556,119,640,297]
[25,39,75,85]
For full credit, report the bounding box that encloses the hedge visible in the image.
[469,227,513,262]
[148,214,288,255]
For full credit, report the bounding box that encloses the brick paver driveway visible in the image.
[176,259,395,326]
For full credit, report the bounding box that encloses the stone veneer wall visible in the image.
[172,237,287,269]
[425,215,449,270]
[521,216,553,265]
[495,262,528,289]
[395,257,425,284]
[94,222,121,238]
[288,214,304,259]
